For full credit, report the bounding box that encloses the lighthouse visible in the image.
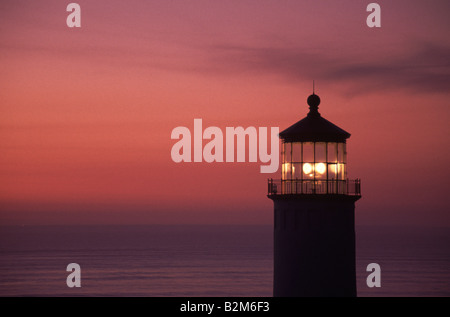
[268,91,361,297]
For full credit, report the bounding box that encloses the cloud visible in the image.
[205,41,450,95]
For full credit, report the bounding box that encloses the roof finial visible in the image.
[307,81,320,116]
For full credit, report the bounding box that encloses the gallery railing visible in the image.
[268,178,361,196]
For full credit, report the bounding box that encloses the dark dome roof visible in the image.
[279,94,351,142]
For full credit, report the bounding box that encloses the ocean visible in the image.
[0,225,448,297]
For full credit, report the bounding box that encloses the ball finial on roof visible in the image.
[307,93,320,108]
[307,93,320,115]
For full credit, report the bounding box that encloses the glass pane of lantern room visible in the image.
[327,142,337,163]
[315,142,326,162]
[338,143,346,163]
[302,142,314,180]
[314,143,326,180]
[285,143,292,163]
[328,163,337,180]
[315,163,326,179]
[293,163,302,179]
[338,163,346,180]
[303,163,314,180]
[282,163,292,180]
[292,142,301,163]
[302,142,314,162]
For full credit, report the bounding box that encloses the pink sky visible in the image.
[1,0,449,226]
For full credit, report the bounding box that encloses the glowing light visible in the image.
[316,163,326,174]
[328,164,337,176]
[303,163,312,174]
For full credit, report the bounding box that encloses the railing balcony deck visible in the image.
[268,178,361,197]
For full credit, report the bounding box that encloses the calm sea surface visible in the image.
[0,225,448,297]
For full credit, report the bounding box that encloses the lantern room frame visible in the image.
[267,93,361,197]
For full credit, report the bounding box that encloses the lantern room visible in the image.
[268,93,361,196]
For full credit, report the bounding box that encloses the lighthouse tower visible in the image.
[268,92,361,297]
